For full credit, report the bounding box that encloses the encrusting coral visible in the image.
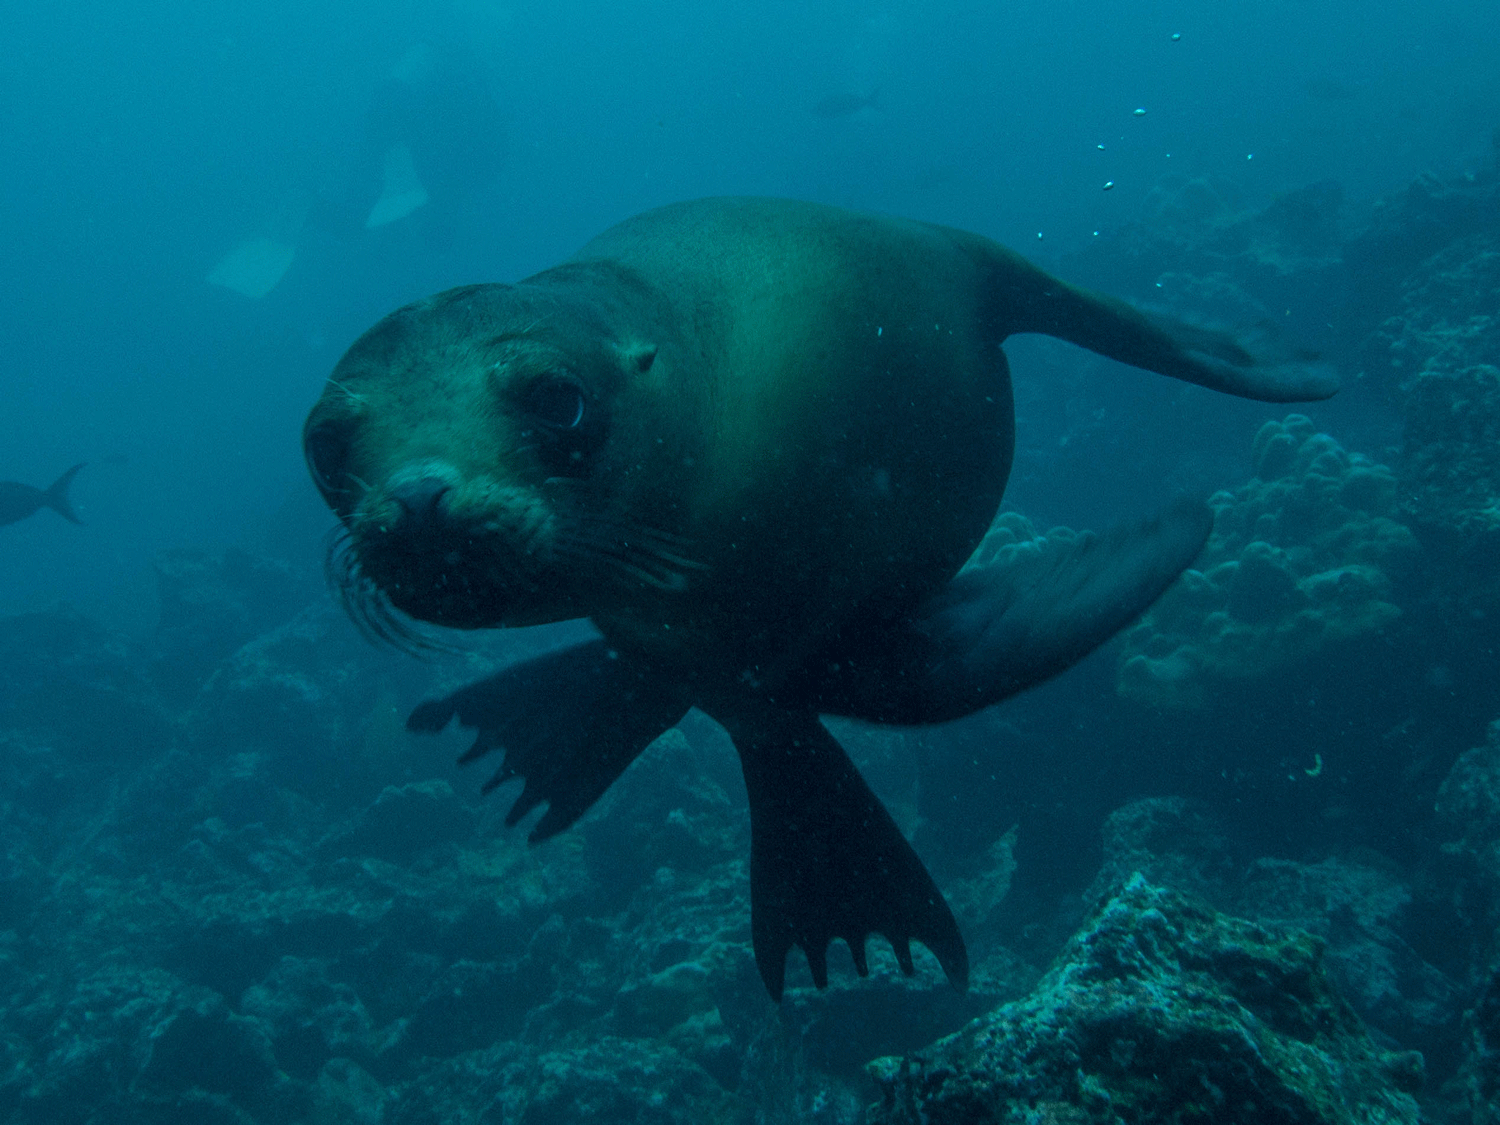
[1117,415,1419,709]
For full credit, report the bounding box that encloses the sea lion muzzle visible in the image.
[384,475,454,533]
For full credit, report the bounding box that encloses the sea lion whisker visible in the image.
[553,519,702,592]
[325,378,368,405]
[323,530,456,655]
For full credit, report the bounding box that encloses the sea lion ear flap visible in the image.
[619,342,658,373]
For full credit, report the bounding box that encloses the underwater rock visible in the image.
[1437,721,1500,956]
[1400,363,1500,632]
[1438,721,1500,873]
[1085,796,1239,908]
[309,1057,387,1125]
[238,956,377,1081]
[1460,958,1500,1125]
[1118,415,1418,709]
[867,877,1422,1125]
[1402,364,1500,542]
[1088,798,1460,1059]
[152,547,310,699]
[3,967,298,1125]
[187,604,427,809]
[0,608,167,764]
[384,1034,748,1125]
[317,780,475,864]
[1236,857,1463,1064]
[1067,176,1350,309]
[1358,216,1500,634]
[1345,171,1500,324]
[1366,233,1500,395]
[136,990,289,1113]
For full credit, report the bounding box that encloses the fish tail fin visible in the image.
[960,234,1338,403]
[44,463,85,524]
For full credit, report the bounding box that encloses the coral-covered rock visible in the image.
[152,547,310,700]
[1118,415,1418,708]
[1066,176,1352,322]
[1088,798,1461,1062]
[317,780,475,864]
[385,1035,748,1125]
[1399,362,1500,629]
[4,967,298,1125]
[1437,721,1500,862]
[1460,959,1500,1125]
[0,608,167,763]
[1366,234,1500,391]
[867,878,1422,1125]
[1437,721,1500,931]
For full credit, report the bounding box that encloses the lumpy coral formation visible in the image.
[867,877,1422,1125]
[1118,415,1419,709]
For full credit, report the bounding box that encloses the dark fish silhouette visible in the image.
[0,464,85,527]
[812,89,879,118]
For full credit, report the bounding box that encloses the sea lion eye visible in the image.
[304,421,350,495]
[523,376,587,429]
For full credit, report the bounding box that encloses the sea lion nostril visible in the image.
[389,477,452,525]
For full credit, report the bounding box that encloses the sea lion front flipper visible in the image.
[718,702,968,1002]
[407,639,688,840]
[796,497,1212,724]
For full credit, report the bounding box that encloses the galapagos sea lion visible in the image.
[0,463,85,528]
[303,197,1334,1000]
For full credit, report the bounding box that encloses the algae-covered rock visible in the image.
[1436,720,1500,947]
[316,780,475,864]
[1118,415,1418,708]
[867,877,1422,1125]
[1460,959,1500,1125]
[1364,222,1500,554]
[1401,363,1500,558]
[385,1034,749,1125]
[1087,798,1460,1060]
[5,967,299,1125]
[1364,231,1500,395]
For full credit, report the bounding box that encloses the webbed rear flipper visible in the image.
[717,702,968,1001]
[788,497,1212,724]
[959,233,1339,402]
[407,639,687,840]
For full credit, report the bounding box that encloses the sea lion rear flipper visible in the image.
[719,703,968,1001]
[964,236,1338,402]
[407,639,688,840]
[798,497,1212,723]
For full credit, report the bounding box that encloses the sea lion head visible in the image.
[304,281,686,639]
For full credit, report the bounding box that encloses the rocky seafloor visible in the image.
[4,151,1500,1124]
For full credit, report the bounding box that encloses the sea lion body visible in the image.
[305,197,1334,998]
[572,201,1016,683]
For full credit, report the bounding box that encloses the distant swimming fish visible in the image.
[0,464,85,527]
[812,89,879,118]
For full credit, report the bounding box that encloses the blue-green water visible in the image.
[2,3,1499,1122]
